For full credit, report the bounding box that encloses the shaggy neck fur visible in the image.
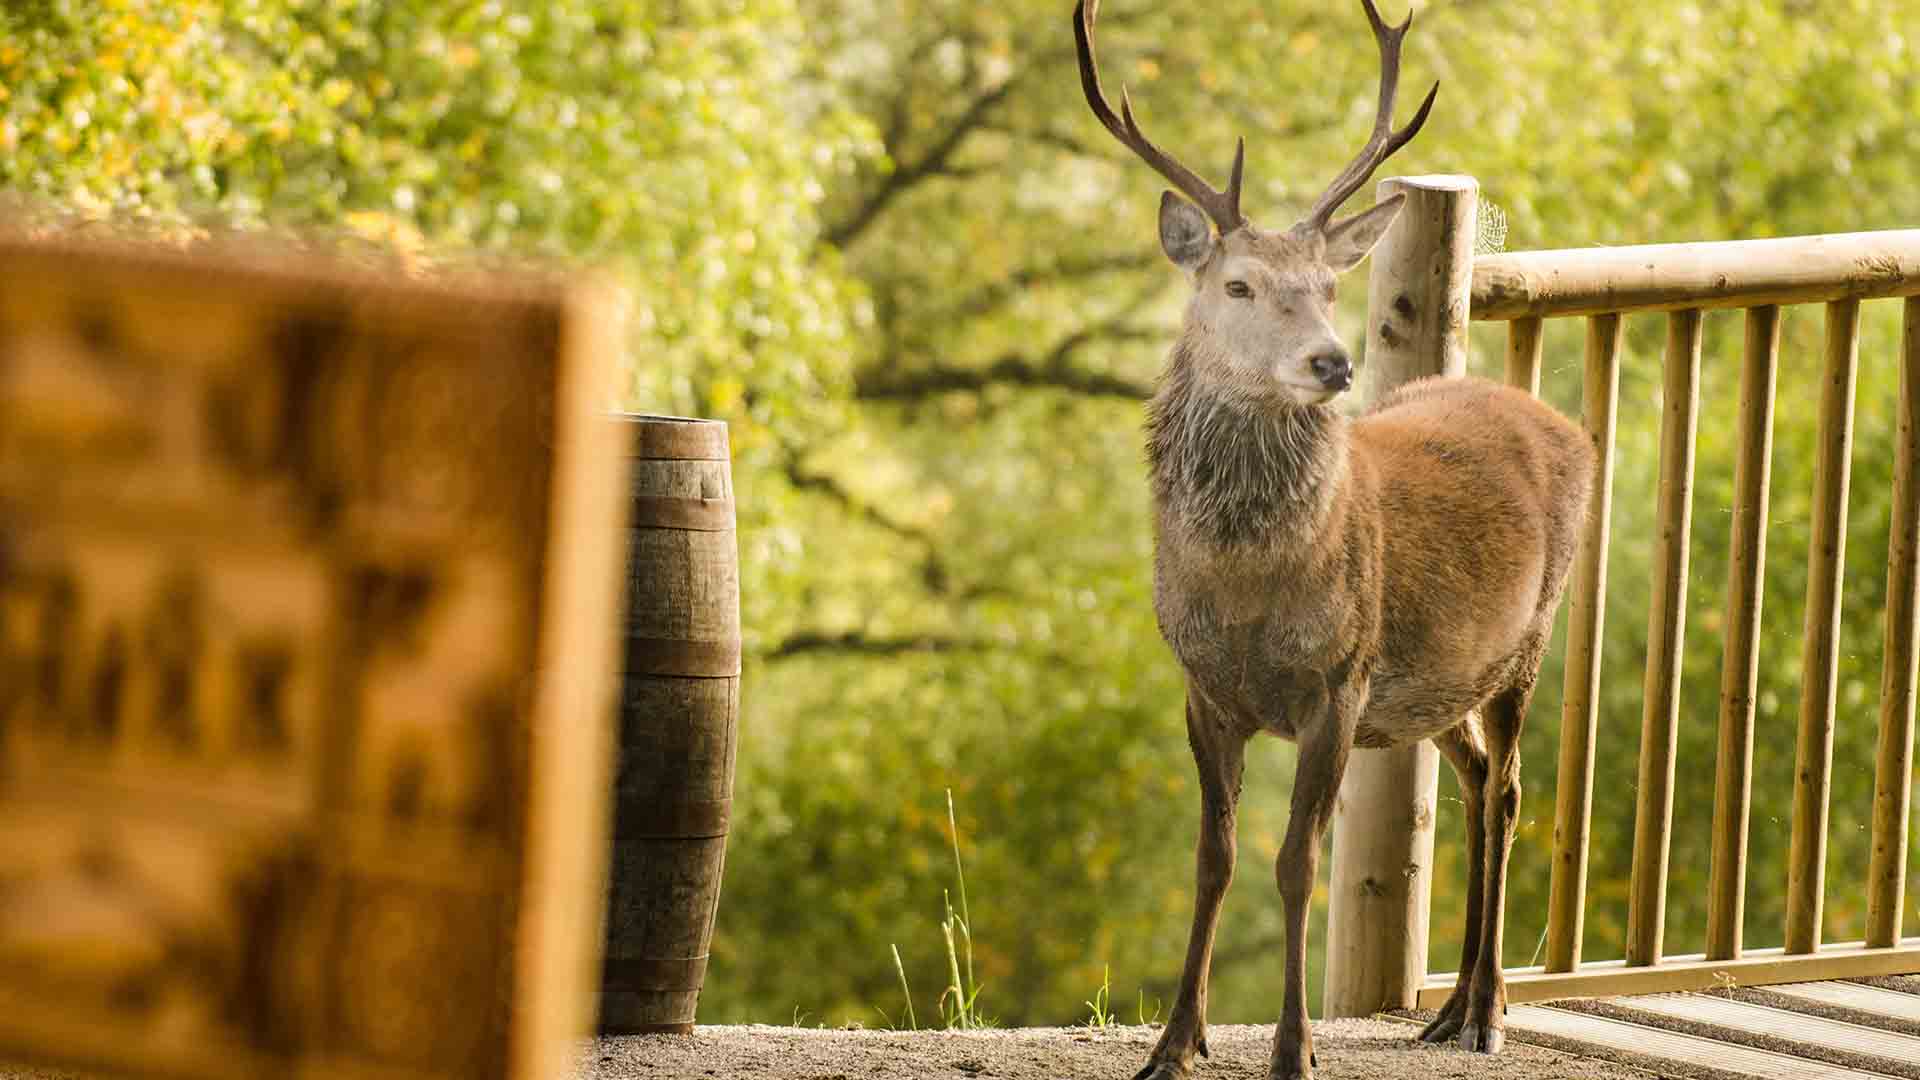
[1146,338,1348,549]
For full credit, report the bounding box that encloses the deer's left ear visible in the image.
[1322,193,1406,273]
[1159,191,1215,272]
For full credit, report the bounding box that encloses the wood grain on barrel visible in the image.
[600,416,741,1035]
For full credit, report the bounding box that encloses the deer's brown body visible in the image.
[1152,373,1590,751]
[1073,3,1595,1079]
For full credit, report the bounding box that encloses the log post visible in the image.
[1324,175,1477,1018]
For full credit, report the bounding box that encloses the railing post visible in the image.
[1324,174,1476,1018]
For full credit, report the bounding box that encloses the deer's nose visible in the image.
[1309,348,1353,392]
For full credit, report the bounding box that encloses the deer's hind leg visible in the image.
[1418,720,1488,1045]
[1459,677,1532,1054]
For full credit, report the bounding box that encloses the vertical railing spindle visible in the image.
[1626,308,1703,967]
[1546,312,1622,973]
[1707,305,1782,961]
[1785,299,1861,954]
[1867,296,1920,948]
[1507,315,1545,395]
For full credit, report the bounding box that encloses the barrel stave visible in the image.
[600,415,739,1035]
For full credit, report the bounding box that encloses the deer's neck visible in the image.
[1145,341,1348,550]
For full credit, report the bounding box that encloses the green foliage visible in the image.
[889,944,917,1030]
[1085,964,1114,1029]
[11,0,1920,1030]
[886,792,992,1029]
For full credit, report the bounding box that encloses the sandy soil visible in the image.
[573,1018,1651,1080]
[18,978,1920,1078]
[0,1017,1652,1080]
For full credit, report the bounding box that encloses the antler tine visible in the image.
[1075,0,1246,234]
[1302,0,1440,230]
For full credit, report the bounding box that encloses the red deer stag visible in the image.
[1072,2,1595,1077]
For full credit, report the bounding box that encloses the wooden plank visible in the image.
[1709,305,1783,961]
[1324,176,1474,1017]
[1628,309,1703,968]
[1418,941,1920,1009]
[1546,312,1623,974]
[0,230,628,1080]
[1507,1005,1899,1080]
[1618,992,1920,1064]
[1505,315,1545,395]
[1471,229,1920,320]
[1788,299,1861,955]
[1869,297,1920,948]
[1768,981,1920,1024]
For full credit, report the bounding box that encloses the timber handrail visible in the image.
[1471,229,1920,321]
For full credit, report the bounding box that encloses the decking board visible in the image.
[1767,982,1920,1024]
[1507,1004,1901,1080]
[1610,993,1920,1066]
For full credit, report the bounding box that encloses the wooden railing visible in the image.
[1324,177,1920,1014]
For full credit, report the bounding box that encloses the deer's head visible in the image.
[1075,0,1437,406]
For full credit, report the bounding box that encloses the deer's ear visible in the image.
[1323,193,1405,273]
[1159,191,1214,271]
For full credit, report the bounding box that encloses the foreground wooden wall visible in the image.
[0,232,627,1079]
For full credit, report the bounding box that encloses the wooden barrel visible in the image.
[599,414,740,1035]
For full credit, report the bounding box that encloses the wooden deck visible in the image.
[1478,978,1920,1079]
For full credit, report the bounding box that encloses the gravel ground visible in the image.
[0,1020,1641,1080]
[26,987,1920,1080]
[1858,974,1920,996]
[574,1019,1652,1080]
[585,979,1920,1080]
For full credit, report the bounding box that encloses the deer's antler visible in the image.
[1074,0,1246,236]
[1302,0,1440,231]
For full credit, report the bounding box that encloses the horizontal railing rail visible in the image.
[1471,229,1920,320]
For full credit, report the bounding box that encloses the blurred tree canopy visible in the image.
[6,0,1919,1028]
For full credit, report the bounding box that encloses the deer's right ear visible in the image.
[1159,192,1214,272]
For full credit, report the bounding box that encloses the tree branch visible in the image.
[858,289,1167,402]
[766,631,997,660]
[782,451,962,594]
[982,122,1107,161]
[856,347,1156,401]
[928,252,1160,326]
[825,74,1023,250]
[783,455,934,546]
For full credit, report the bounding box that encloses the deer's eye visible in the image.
[1225,280,1253,299]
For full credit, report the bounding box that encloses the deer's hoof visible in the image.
[1132,1062,1191,1080]
[1458,1023,1505,1054]
[1417,1004,1464,1044]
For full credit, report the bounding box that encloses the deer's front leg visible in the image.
[1138,694,1247,1080]
[1269,676,1361,1080]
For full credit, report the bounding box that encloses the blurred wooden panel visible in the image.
[0,231,628,1080]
